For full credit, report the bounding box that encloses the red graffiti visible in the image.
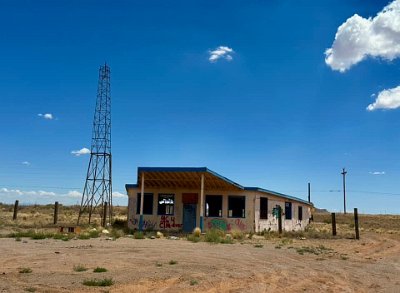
[159,216,182,229]
[235,219,246,231]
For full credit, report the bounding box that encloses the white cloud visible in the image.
[325,0,400,72]
[208,46,234,62]
[38,113,54,120]
[71,147,90,156]
[0,188,55,197]
[367,85,400,111]
[67,190,82,198]
[369,171,385,175]
[112,191,127,198]
[21,161,31,166]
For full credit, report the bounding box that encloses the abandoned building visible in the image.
[126,167,313,233]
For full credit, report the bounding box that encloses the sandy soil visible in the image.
[0,231,399,293]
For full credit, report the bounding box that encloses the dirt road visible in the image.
[0,231,399,292]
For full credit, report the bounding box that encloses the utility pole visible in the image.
[308,182,311,203]
[341,168,347,214]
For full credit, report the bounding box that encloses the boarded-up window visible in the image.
[285,202,292,220]
[136,193,153,215]
[158,194,174,215]
[228,196,245,218]
[298,206,303,221]
[205,195,222,217]
[260,197,268,219]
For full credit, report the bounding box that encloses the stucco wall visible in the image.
[127,187,255,232]
[254,194,311,232]
[126,187,311,232]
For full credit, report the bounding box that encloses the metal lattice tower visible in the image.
[78,64,112,225]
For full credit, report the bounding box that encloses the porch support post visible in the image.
[139,173,145,231]
[200,173,205,231]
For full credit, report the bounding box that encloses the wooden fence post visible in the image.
[331,213,336,236]
[53,201,59,225]
[102,202,108,227]
[13,200,19,220]
[278,206,283,234]
[354,208,360,240]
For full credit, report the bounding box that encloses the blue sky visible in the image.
[1,0,400,214]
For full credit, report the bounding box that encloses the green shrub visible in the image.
[220,237,233,244]
[82,278,114,287]
[88,230,100,238]
[110,229,124,239]
[133,232,145,239]
[78,233,91,240]
[169,260,178,265]
[93,267,107,273]
[31,232,48,240]
[19,268,32,274]
[205,229,225,243]
[190,280,198,286]
[187,234,200,243]
[73,264,88,272]
[112,218,127,229]
[230,230,245,240]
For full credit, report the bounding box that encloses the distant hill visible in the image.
[314,208,329,214]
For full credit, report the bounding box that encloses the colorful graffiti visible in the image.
[159,216,182,229]
[208,218,230,231]
[207,218,247,231]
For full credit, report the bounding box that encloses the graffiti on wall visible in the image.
[208,218,230,231]
[130,218,156,230]
[207,218,247,231]
[234,219,246,231]
[159,216,182,229]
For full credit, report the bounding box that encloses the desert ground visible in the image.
[0,204,399,292]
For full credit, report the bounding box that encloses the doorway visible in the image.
[183,204,197,233]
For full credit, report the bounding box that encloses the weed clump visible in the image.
[19,268,32,274]
[190,280,199,286]
[73,264,88,272]
[205,229,233,244]
[133,231,145,239]
[93,267,107,273]
[82,278,114,287]
[230,230,245,240]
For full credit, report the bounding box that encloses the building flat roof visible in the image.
[125,167,312,206]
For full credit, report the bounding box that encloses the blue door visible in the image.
[183,204,197,233]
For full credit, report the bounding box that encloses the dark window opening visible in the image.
[228,196,245,218]
[260,197,268,219]
[298,206,303,221]
[285,202,292,220]
[158,194,174,215]
[136,193,153,215]
[205,195,222,217]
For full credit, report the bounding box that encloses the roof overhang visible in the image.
[131,167,243,191]
[125,167,313,206]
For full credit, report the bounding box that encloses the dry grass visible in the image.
[1,203,399,241]
[313,212,400,233]
[0,203,127,236]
